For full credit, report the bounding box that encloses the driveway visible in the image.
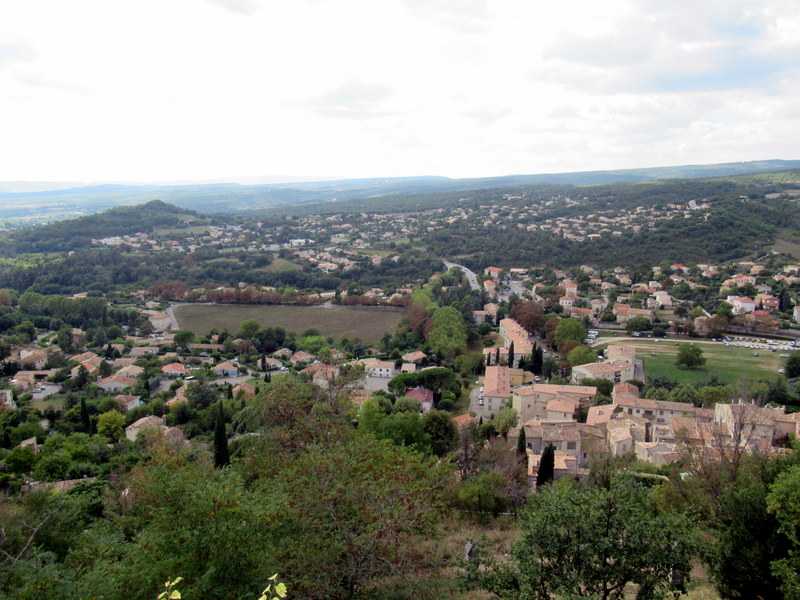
[31,384,61,401]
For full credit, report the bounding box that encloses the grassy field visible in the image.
[770,229,800,259]
[263,257,301,273]
[596,337,786,386]
[174,304,404,343]
[153,224,212,236]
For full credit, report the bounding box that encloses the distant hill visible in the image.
[1,160,799,222]
[4,200,207,253]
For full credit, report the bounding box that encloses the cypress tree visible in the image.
[495,347,500,365]
[517,426,527,454]
[80,397,90,433]
[508,341,515,367]
[214,401,230,468]
[260,354,267,372]
[226,383,233,399]
[537,442,555,488]
[532,346,543,376]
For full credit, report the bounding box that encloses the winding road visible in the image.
[442,259,480,291]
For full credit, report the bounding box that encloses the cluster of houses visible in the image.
[478,259,800,329]
[506,363,800,485]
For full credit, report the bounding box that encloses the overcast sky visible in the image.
[1,0,799,184]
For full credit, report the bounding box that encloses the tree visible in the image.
[468,479,697,600]
[275,436,446,599]
[625,316,651,334]
[767,463,800,599]
[173,330,195,350]
[79,397,91,433]
[493,407,518,439]
[214,401,230,469]
[676,343,705,369]
[786,351,800,379]
[186,382,219,410]
[421,409,458,457]
[553,317,587,350]
[517,427,527,455]
[567,345,597,367]
[531,346,543,375]
[537,442,554,488]
[717,302,734,319]
[427,306,468,361]
[236,318,261,341]
[96,410,125,442]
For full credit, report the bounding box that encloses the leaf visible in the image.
[275,582,287,598]
[170,592,181,599]
[172,577,184,586]
[269,573,278,581]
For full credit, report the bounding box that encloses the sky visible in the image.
[1,0,799,184]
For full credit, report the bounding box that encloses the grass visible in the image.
[153,224,212,236]
[263,257,301,273]
[596,337,786,386]
[174,304,404,344]
[770,229,800,259]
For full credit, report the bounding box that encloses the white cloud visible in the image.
[0,0,798,182]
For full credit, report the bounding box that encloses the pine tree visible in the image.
[214,401,230,468]
[517,426,527,454]
[537,442,555,488]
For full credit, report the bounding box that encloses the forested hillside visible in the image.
[2,201,206,254]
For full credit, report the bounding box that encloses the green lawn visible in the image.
[597,338,786,386]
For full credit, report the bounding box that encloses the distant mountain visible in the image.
[1,160,799,223]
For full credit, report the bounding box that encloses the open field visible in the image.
[770,230,800,259]
[263,257,301,273]
[595,337,787,386]
[174,303,404,343]
[153,225,213,236]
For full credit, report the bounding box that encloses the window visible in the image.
[567,441,576,450]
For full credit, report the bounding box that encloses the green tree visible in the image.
[717,302,734,318]
[567,345,598,367]
[173,330,195,350]
[625,316,651,334]
[531,346,543,375]
[96,410,125,442]
[553,317,587,350]
[421,409,458,457]
[427,306,468,361]
[493,407,518,439]
[767,463,800,599]
[236,318,261,341]
[669,383,699,406]
[786,351,800,379]
[537,442,554,488]
[214,401,230,469]
[469,479,697,600]
[276,436,445,599]
[676,343,706,369]
[517,427,527,455]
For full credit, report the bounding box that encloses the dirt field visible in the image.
[174,304,404,343]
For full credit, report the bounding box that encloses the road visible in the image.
[443,259,480,291]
